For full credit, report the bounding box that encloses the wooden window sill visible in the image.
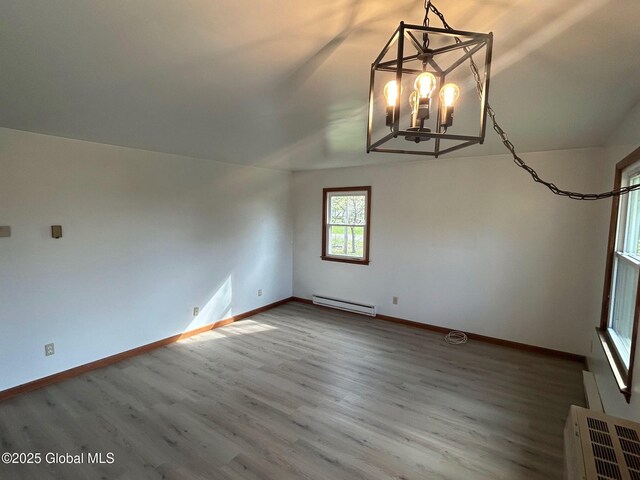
[321,256,370,265]
[596,327,631,403]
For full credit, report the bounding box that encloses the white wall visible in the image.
[0,128,292,392]
[293,147,610,356]
[588,101,640,420]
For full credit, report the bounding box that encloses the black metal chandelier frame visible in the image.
[367,21,493,157]
[365,0,640,200]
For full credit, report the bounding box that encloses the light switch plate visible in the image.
[0,226,11,237]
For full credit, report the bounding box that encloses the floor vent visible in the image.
[312,295,377,317]
[565,405,640,479]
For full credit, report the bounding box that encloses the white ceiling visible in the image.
[1,0,639,170]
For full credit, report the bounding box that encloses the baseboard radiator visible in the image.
[312,295,377,317]
[565,405,640,479]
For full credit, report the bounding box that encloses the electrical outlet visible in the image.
[392,296,398,305]
[193,307,199,317]
[45,343,55,356]
[258,289,263,297]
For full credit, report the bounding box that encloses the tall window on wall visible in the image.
[322,186,371,265]
[600,147,640,402]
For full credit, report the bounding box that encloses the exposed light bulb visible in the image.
[409,90,419,128]
[440,83,460,107]
[383,80,400,126]
[439,83,460,128]
[414,72,437,99]
[409,91,418,113]
[383,80,399,107]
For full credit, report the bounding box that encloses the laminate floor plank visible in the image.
[0,303,584,479]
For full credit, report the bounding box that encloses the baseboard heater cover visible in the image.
[564,405,640,479]
[312,294,377,317]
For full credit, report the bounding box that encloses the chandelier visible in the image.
[366,1,493,157]
[366,1,640,201]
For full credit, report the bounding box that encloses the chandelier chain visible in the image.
[427,1,639,200]
[422,0,431,51]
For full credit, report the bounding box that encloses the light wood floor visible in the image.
[0,302,585,480]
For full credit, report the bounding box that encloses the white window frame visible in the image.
[608,166,640,368]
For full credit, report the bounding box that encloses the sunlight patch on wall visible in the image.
[182,276,233,333]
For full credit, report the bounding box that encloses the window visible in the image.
[322,186,371,265]
[599,147,640,402]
